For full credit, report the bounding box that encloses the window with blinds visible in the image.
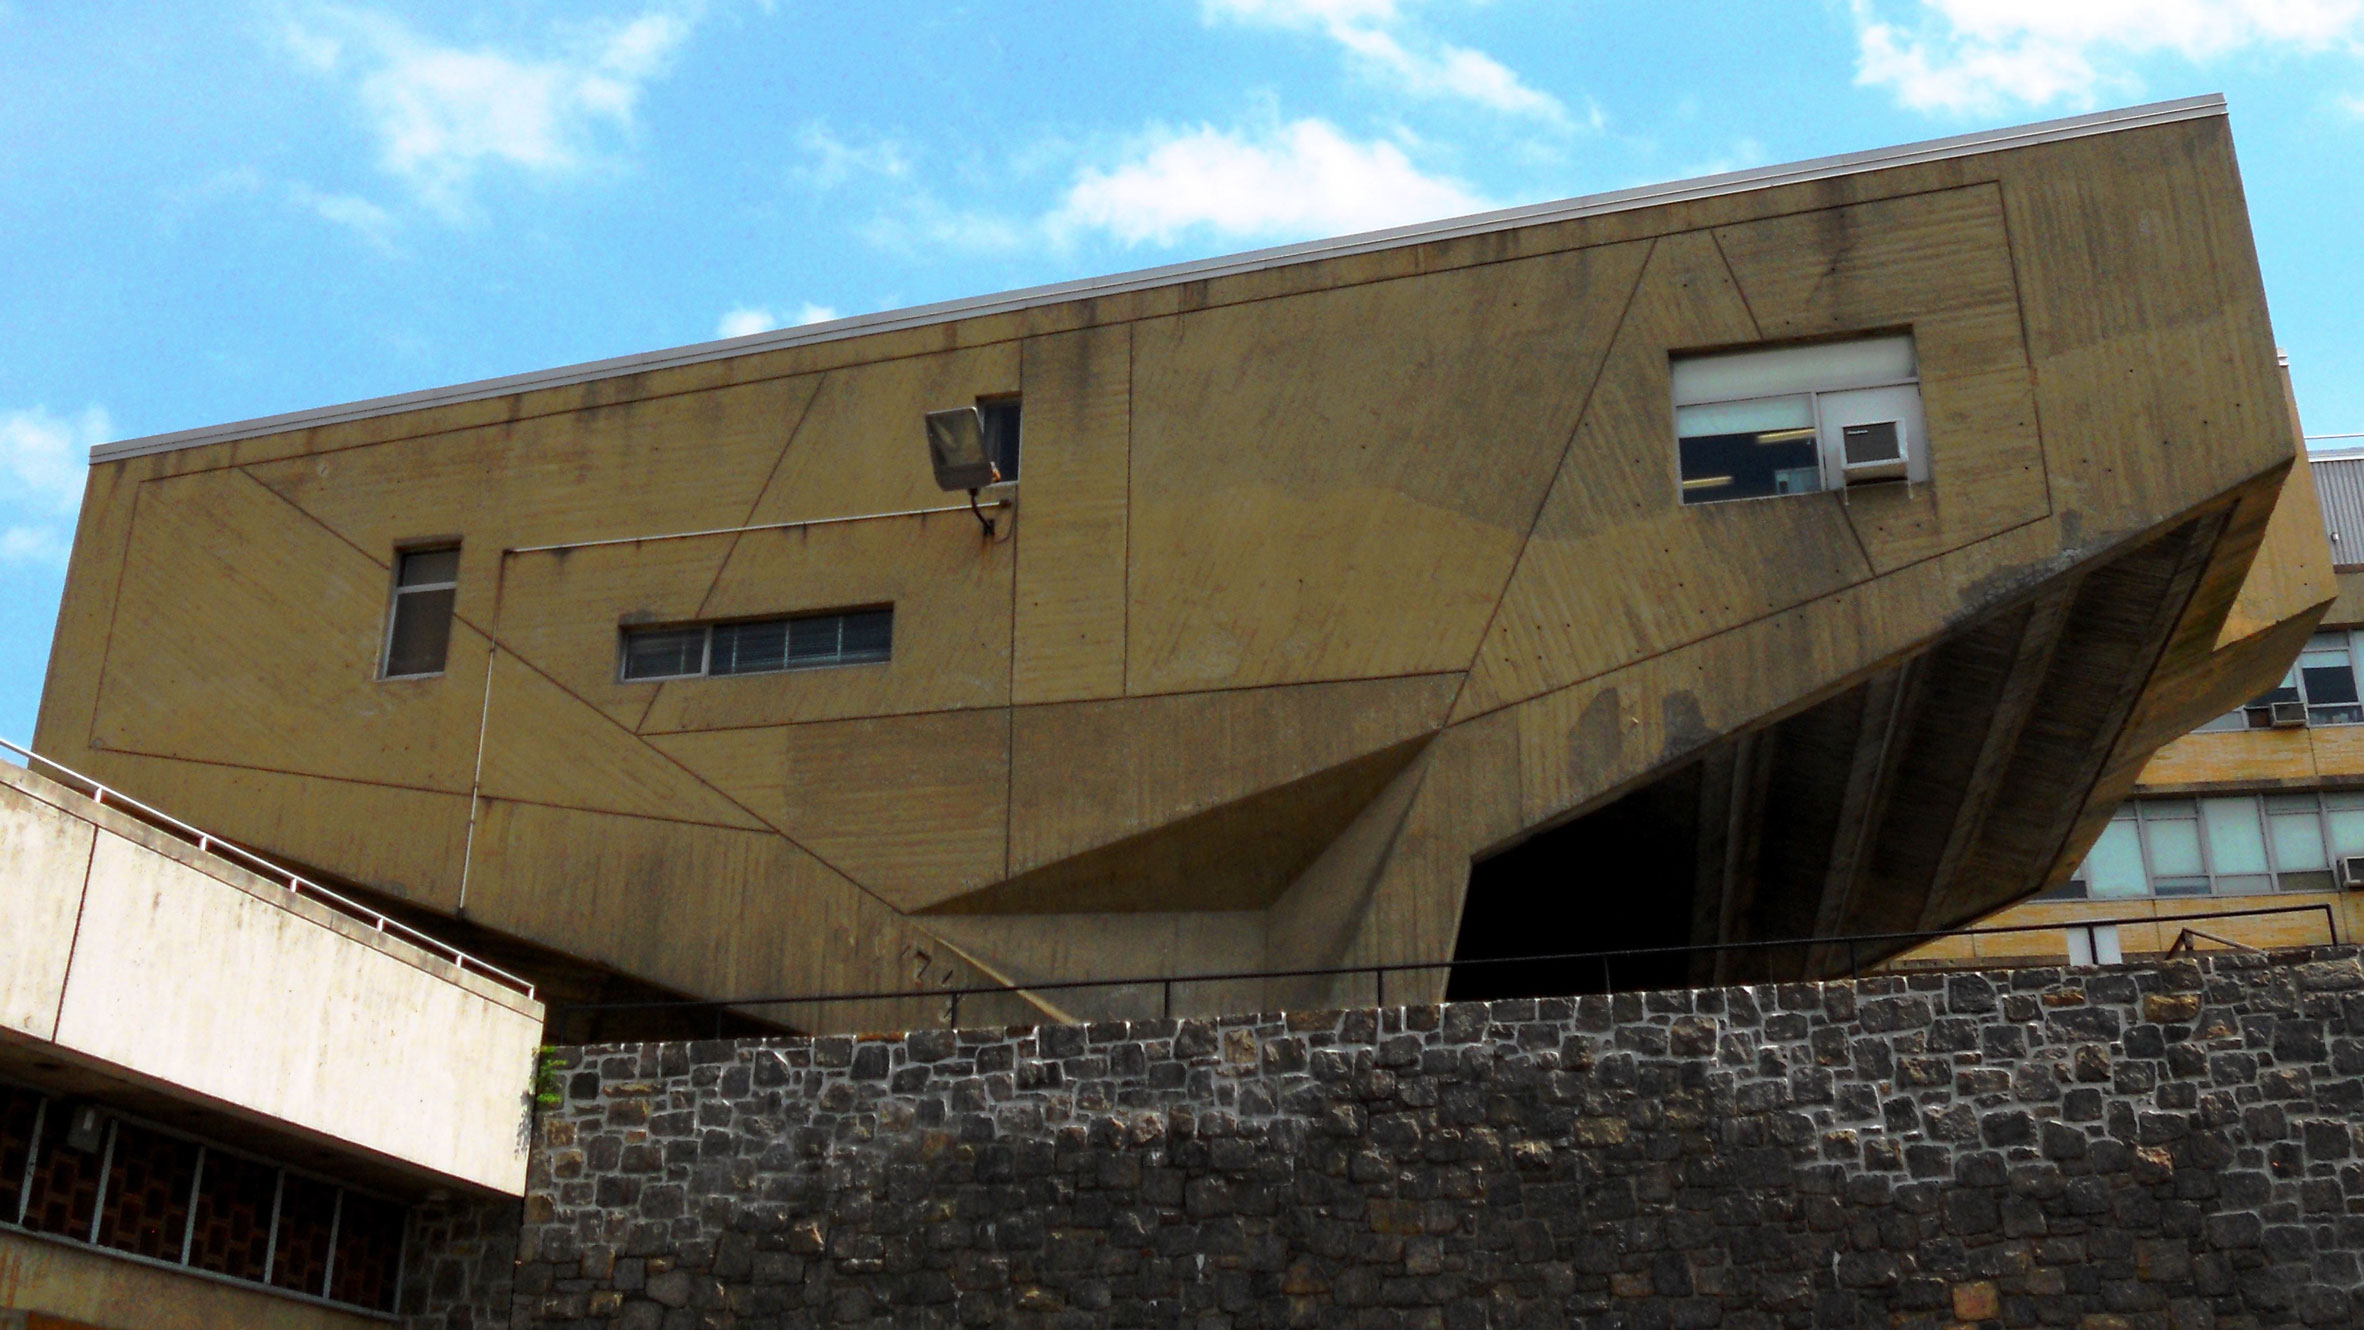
[620,607,893,682]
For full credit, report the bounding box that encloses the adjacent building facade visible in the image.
[1904,448,2364,966]
[25,95,2334,1035]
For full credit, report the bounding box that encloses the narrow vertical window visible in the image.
[382,547,459,678]
[981,396,1021,482]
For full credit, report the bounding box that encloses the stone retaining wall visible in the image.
[507,948,2364,1328]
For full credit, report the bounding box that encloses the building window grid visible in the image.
[2199,630,2364,730]
[620,607,893,683]
[2066,791,2364,899]
[0,1078,403,1314]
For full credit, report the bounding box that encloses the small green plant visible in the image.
[534,1046,568,1111]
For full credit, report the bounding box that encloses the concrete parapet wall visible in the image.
[516,949,2364,1329]
[0,762,543,1195]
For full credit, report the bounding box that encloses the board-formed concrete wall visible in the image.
[510,949,2364,1329]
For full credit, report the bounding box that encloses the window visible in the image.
[382,546,459,678]
[981,396,1021,483]
[0,1079,404,1313]
[2049,791,2364,899]
[2195,630,2364,731]
[620,607,893,681]
[1671,334,1926,505]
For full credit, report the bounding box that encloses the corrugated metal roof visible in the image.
[2313,452,2364,567]
[90,94,2229,466]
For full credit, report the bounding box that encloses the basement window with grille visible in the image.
[619,607,893,682]
[1672,334,1927,505]
[381,545,459,678]
[0,1079,406,1313]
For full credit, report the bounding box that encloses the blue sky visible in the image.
[4,0,2363,747]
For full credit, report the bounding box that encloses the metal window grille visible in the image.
[0,1078,405,1313]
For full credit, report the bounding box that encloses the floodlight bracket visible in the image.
[967,488,995,538]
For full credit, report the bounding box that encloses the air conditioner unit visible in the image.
[1839,420,1909,484]
[2270,701,2308,729]
[2339,856,2364,890]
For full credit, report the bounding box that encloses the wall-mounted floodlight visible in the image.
[926,406,1001,536]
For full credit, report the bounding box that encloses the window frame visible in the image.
[378,544,461,681]
[2198,629,2364,731]
[0,1074,407,1312]
[616,606,894,683]
[2061,791,2364,900]
[978,394,1021,484]
[1669,333,1927,507]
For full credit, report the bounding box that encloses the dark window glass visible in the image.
[622,627,707,681]
[328,1191,407,1311]
[1,1085,39,1223]
[982,398,1021,482]
[2303,654,2361,724]
[397,547,460,587]
[384,546,460,678]
[2035,878,2089,902]
[1676,395,1820,505]
[711,619,789,676]
[94,1123,199,1260]
[2303,665,2358,704]
[627,609,891,678]
[840,609,893,662]
[270,1174,339,1295]
[188,1150,278,1281]
[787,614,840,664]
[21,1107,105,1240]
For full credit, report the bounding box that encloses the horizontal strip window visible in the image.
[620,607,893,682]
[0,1077,404,1314]
[2194,630,2364,731]
[2044,791,2364,901]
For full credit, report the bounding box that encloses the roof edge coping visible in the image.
[93,93,2226,465]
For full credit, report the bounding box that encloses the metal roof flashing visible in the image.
[90,94,2228,466]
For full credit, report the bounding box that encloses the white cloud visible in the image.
[1204,0,1570,124]
[286,183,399,248]
[1054,119,1491,246]
[714,302,840,338]
[1852,0,2364,113]
[283,7,695,212]
[0,407,108,567]
[795,125,912,188]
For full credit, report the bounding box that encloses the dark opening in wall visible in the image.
[1448,763,1700,1000]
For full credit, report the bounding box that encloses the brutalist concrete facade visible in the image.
[483,949,2364,1329]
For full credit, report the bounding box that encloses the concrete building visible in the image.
[1903,449,2364,967]
[19,94,2333,1041]
[0,749,543,1326]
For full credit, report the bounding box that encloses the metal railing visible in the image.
[1,737,536,1000]
[554,902,2341,1034]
